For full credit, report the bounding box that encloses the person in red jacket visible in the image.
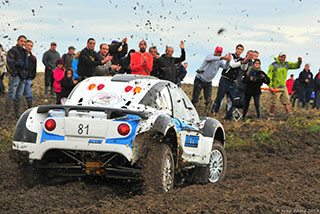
[53,58,65,104]
[286,74,295,97]
[130,40,153,75]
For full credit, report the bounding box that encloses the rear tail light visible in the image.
[125,86,133,92]
[45,119,56,131]
[97,84,105,90]
[88,84,96,90]
[118,123,130,136]
[133,86,142,94]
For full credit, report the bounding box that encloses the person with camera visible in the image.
[241,59,270,120]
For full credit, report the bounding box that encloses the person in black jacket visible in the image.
[5,35,28,118]
[149,46,161,78]
[23,40,37,108]
[312,69,320,109]
[157,41,185,83]
[212,44,250,120]
[291,78,302,107]
[109,37,128,65]
[242,59,270,120]
[77,38,110,81]
[60,68,77,104]
[298,64,313,109]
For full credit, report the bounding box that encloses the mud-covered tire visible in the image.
[9,150,43,188]
[21,162,44,188]
[192,141,227,184]
[142,143,174,193]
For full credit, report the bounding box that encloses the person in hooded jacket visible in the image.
[312,69,320,109]
[53,58,65,104]
[60,68,77,104]
[157,41,185,83]
[242,59,270,120]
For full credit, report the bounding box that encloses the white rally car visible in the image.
[11,74,226,192]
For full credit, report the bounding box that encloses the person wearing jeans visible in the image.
[191,46,230,113]
[298,64,313,109]
[6,35,28,118]
[313,69,320,109]
[22,40,37,108]
[212,44,250,120]
[242,59,270,120]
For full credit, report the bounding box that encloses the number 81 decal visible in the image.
[78,124,89,135]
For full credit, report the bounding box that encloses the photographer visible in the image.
[242,59,270,120]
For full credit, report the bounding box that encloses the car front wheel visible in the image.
[208,143,226,183]
[192,141,227,184]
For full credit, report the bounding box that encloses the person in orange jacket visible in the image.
[130,40,153,75]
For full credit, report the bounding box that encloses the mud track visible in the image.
[1,144,319,214]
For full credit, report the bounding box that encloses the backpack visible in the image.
[234,96,244,108]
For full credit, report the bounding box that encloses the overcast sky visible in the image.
[1,0,320,85]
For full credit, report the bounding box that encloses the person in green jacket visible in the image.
[267,52,302,117]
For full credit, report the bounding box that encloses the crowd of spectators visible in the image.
[0,35,188,118]
[1,34,319,120]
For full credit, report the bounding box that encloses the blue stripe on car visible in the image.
[171,118,195,133]
[171,118,182,133]
[105,114,141,148]
[40,130,65,143]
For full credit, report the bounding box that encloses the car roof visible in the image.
[111,74,159,82]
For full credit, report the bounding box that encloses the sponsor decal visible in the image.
[88,139,103,144]
[185,135,199,148]
[89,92,122,105]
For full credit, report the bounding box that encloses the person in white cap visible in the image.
[191,46,230,112]
[267,52,302,117]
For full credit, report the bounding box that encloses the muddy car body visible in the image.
[11,74,226,192]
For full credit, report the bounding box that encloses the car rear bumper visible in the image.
[12,139,134,162]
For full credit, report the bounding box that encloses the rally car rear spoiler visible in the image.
[37,105,150,119]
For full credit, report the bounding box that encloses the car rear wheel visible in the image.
[142,143,174,193]
[22,162,44,188]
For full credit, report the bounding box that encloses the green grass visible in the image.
[308,122,320,133]
[251,128,273,142]
[225,134,251,150]
[0,134,13,153]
